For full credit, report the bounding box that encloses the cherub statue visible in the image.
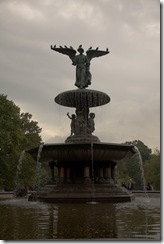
[67,113,76,136]
[50,45,110,89]
[87,112,95,134]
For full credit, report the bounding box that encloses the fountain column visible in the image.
[59,167,65,182]
[66,168,71,183]
[99,167,104,183]
[104,166,111,183]
[83,165,91,182]
[49,162,55,181]
[111,163,116,182]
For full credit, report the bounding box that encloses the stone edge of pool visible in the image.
[0,191,160,199]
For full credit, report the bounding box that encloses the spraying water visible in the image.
[35,143,44,191]
[134,146,149,202]
[89,142,98,204]
[134,146,150,239]
[15,150,26,188]
[14,150,27,197]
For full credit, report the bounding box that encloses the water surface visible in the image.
[0,196,160,240]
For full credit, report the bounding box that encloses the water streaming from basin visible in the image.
[87,142,97,204]
[133,146,151,238]
[15,150,26,187]
[35,143,44,191]
[134,146,149,201]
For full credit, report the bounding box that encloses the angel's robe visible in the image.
[72,54,91,89]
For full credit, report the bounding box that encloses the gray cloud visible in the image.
[0,0,160,151]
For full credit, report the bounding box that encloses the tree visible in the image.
[20,112,42,149]
[0,94,42,190]
[144,149,160,190]
[125,140,152,161]
[117,140,152,189]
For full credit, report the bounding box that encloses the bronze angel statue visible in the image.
[50,45,110,89]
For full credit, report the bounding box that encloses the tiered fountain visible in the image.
[28,45,135,202]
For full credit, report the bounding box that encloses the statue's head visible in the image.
[77,45,84,54]
[90,113,95,118]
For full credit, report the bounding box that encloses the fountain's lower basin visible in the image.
[27,142,135,163]
[27,142,135,203]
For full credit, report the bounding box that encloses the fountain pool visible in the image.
[0,195,160,240]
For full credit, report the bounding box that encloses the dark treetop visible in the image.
[50,45,110,89]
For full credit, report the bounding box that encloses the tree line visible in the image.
[0,94,42,190]
[0,94,160,191]
[117,140,160,190]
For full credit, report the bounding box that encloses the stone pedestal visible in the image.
[83,166,91,182]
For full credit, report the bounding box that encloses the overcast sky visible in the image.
[0,0,160,151]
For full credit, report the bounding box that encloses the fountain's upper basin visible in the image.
[27,142,135,164]
[55,89,110,108]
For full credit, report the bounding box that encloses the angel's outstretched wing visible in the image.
[50,45,76,62]
[86,48,110,62]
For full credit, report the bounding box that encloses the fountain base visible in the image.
[28,184,134,203]
[65,134,100,143]
[27,142,136,203]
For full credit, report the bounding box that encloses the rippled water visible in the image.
[0,196,160,240]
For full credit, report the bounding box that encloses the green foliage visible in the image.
[144,149,160,190]
[20,112,42,149]
[125,140,152,161]
[0,94,42,190]
[126,154,143,189]
[117,140,160,190]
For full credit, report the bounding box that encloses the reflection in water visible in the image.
[0,197,160,240]
[57,203,117,239]
[115,198,160,239]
